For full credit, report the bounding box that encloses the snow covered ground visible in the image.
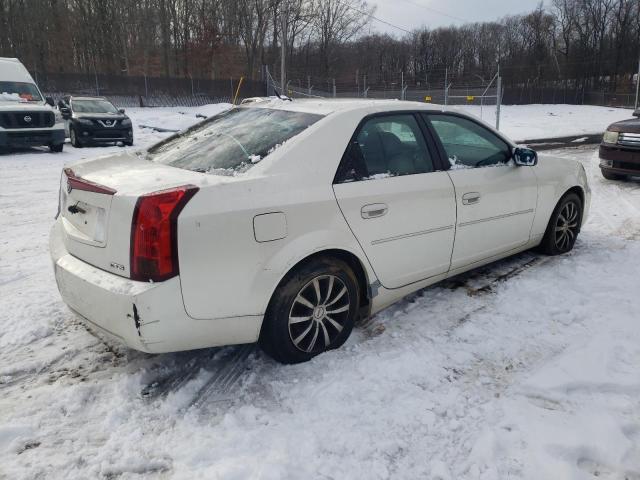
[456,103,634,141]
[1,104,640,479]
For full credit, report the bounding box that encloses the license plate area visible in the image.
[61,174,113,247]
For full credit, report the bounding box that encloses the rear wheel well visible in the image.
[274,249,371,312]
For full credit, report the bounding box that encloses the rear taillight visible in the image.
[130,185,199,282]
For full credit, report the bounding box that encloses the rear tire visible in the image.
[538,192,583,256]
[601,170,625,181]
[49,142,63,153]
[259,257,360,364]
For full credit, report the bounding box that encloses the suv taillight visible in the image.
[130,185,199,282]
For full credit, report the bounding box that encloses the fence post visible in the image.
[444,68,448,106]
[635,54,640,110]
[333,78,336,98]
[496,70,502,131]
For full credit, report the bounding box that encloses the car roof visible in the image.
[246,97,457,116]
[70,96,110,101]
[0,57,35,83]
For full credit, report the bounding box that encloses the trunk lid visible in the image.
[58,152,220,279]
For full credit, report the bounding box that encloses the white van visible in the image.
[0,58,65,152]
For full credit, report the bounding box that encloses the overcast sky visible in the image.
[367,0,544,34]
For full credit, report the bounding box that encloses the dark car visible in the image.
[599,109,640,180]
[58,96,133,148]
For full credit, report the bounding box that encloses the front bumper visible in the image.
[50,220,261,353]
[0,126,65,148]
[74,124,133,144]
[599,144,640,175]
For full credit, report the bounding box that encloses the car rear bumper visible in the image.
[50,220,262,353]
[599,144,640,175]
[0,127,65,148]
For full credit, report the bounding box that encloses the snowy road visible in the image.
[1,106,640,479]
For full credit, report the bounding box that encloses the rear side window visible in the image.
[424,114,511,168]
[148,107,324,175]
[336,114,434,183]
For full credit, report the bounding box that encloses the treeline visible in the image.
[1,0,638,92]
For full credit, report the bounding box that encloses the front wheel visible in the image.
[539,192,583,255]
[70,128,82,148]
[259,257,360,364]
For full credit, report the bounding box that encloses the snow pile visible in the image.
[0,92,26,103]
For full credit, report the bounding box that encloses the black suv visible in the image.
[58,96,133,147]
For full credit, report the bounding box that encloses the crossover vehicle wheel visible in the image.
[70,127,82,148]
[601,170,625,181]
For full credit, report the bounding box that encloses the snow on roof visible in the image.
[0,57,35,84]
[246,97,448,116]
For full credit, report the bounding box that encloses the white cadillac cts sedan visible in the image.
[50,99,590,363]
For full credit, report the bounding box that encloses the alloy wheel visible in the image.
[554,201,579,251]
[288,274,351,353]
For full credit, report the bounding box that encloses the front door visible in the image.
[423,113,538,270]
[333,113,456,289]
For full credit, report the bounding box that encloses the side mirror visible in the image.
[513,147,538,167]
[45,96,55,107]
[633,109,640,118]
[59,107,71,119]
[118,108,125,114]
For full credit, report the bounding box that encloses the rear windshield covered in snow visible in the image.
[147,107,324,175]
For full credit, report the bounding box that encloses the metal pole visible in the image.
[401,72,404,100]
[94,63,99,96]
[280,1,287,91]
[496,65,502,130]
[635,54,640,110]
[444,67,448,106]
[333,78,336,98]
[307,76,311,95]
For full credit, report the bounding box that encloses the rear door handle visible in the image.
[462,192,481,205]
[361,203,388,219]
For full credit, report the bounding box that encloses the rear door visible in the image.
[333,113,456,289]
[423,113,538,270]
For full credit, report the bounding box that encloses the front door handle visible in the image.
[462,192,481,205]
[361,203,388,219]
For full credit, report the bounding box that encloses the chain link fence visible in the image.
[32,72,266,108]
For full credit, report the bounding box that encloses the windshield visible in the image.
[148,107,324,175]
[0,81,43,102]
[72,99,118,113]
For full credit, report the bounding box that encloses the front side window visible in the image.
[72,99,119,114]
[336,114,434,183]
[0,81,43,102]
[425,114,511,169]
[147,107,324,175]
